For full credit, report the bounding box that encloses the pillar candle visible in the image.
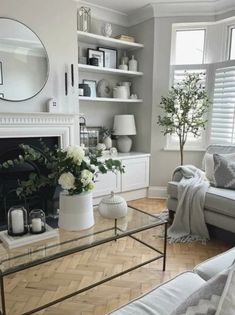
[32,218,42,232]
[11,209,24,234]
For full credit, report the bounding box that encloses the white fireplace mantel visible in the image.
[0,112,80,148]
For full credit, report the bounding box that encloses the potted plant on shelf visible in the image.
[100,127,113,149]
[157,72,210,165]
[0,141,124,231]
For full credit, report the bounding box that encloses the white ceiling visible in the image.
[82,0,222,14]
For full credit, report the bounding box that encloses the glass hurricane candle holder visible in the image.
[78,7,91,32]
[8,206,28,236]
[29,209,46,234]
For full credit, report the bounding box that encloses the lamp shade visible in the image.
[113,115,136,136]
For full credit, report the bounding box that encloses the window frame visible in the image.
[171,27,207,66]
[227,25,235,60]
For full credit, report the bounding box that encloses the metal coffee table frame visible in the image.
[0,206,167,315]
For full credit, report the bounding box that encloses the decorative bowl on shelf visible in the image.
[98,191,128,219]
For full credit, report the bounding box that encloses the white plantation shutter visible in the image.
[167,66,207,149]
[210,66,235,144]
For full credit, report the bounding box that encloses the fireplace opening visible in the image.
[0,137,60,230]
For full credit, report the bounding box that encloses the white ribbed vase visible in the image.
[59,191,94,231]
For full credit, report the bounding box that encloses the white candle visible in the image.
[32,218,42,232]
[11,209,24,234]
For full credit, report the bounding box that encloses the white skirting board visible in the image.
[0,224,58,249]
[148,186,167,199]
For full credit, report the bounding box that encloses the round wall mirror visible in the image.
[0,18,49,102]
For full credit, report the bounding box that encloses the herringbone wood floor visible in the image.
[3,198,231,315]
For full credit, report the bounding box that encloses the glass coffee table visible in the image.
[0,206,167,315]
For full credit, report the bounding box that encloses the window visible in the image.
[174,29,205,65]
[167,67,208,149]
[210,66,235,144]
[229,27,235,60]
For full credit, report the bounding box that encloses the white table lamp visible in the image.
[113,115,136,153]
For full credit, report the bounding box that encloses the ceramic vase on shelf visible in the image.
[58,191,94,231]
[128,55,138,72]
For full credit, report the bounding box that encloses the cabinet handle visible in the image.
[65,72,68,96]
[71,64,74,87]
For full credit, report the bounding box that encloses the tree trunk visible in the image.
[180,144,184,165]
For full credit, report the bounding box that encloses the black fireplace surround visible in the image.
[0,137,59,230]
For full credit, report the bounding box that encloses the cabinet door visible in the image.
[93,172,121,197]
[122,157,149,192]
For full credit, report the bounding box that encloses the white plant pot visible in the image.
[59,191,94,231]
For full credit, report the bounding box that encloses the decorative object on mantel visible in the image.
[98,191,127,219]
[0,224,58,249]
[102,22,112,37]
[113,115,136,153]
[97,79,113,98]
[0,141,124,232]
[7,206,28,236]
[78,6,91,32]
[46,98,58,113]
[96,142,106,152]
[29,209,46,234]
[115,34,135,43]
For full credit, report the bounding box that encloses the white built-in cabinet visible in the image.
[93,153,150,198]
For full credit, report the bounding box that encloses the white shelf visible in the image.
[77,31,144,50]
[79,96,143,103]
[78,64,143,77]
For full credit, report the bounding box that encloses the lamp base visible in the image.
[117,136,132,153]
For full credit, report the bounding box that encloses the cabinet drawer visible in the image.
[121,157,149,192]
[93,172,121,197]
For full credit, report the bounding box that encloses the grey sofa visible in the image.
[167,145,235,234]
[109,247,235,315]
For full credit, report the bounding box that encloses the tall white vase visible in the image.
[58,191,94,231]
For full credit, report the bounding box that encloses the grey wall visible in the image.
[128,19,155,153]
[0,0,78,113]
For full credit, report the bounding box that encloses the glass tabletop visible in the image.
[0,206,166,274]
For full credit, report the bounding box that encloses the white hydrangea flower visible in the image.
[58,172,75,190]
[65,145,85,165]
[81,169,93,187]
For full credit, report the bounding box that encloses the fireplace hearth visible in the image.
[0,137,59,229]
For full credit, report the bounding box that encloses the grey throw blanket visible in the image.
[168,165,210,243]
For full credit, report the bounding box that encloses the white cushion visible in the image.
[109,272,205,315]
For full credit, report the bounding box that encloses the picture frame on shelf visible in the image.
[83,79,97,98]
[98,47,117,69]
[0,62,3,85]
[87,49,104,67]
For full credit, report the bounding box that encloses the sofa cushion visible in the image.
[167,181,235,219]
[171,268,229,315]
[213,154,235,189]
[203,152,235,183]
[108,272,205,315]
[194,247,235,281]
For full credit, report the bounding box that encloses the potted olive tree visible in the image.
[158,72,210,165]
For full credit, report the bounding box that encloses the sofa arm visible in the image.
[193,247,235,281]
